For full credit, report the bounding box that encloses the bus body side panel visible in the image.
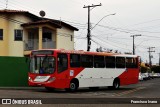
[75,68,126,87]
[53,68,84,88]
[118,68,139,85]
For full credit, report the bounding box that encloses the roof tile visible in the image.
[0,9,28,13]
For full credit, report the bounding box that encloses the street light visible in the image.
[91,13,116,30]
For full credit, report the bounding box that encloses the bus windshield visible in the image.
[30,56,55,74]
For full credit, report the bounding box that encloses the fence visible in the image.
[0,56,29,87]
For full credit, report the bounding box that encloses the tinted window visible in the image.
[29,56,55,74]
[71,35,73,41]
[0,29,3,40]
[81,55,93,68]
[105,56,115,68]
[58,54,68,73]
[116,57,125,68]
[94,56,105,68]
[70,54,80,67]
[14,29,23,41]
[126,57,138,68]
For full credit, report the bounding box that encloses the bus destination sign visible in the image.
[32,50,53,56]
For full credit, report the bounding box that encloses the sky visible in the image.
[0,0,160,64]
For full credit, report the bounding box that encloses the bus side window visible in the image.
[116,57,125,68]
[105,56,115,68]
[126,57,138,68]
[94,55,105,68]
[81,55,93,68]
[70,54,80,67]
[58,53,68,73]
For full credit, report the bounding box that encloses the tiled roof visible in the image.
[0,9,28,13]
[21,20,62,28]
[0,9,78,31]
[42,18,79,31]
[0,9,40,21]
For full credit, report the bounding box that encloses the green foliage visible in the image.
[140,66,148,73]
[140,66,151,73]
[151,66,160,73]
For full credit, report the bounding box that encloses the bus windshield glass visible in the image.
[30,56,55,74]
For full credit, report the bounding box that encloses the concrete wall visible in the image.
[0,15,9,56]
[56,26,74,50]
[7,14,32,56]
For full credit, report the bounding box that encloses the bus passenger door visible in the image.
[125,57,139,84]
[55,53,70,88]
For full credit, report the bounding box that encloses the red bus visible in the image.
[28,49,139,92]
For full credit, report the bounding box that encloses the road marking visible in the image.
[113,87,145,97]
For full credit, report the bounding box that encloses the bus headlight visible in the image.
[47,77,56,82]
[28,76,32,81]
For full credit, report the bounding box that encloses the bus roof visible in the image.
[32,49,138,57]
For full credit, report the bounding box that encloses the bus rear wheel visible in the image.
[113,79,120,89]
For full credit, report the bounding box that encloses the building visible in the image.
[0,9,78,56]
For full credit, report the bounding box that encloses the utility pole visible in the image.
[83,3,102,51]
[5,0,8,9]
[147,47,155,66]
[130,34,141,55]
[158,53,160,66]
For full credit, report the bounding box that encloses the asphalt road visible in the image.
[0,78,160,105]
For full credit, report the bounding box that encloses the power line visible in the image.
[0,15,24,24]
[92,35,132,46]
[92,36,131,51]
[9,0,40,14]
[0,15,83,39]
[61,20,87,26]
[96,24,160,34]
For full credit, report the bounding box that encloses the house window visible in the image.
[14,29,23,41]
[0,29,3,40]
[43,32,52,42]
[71,35,73,41]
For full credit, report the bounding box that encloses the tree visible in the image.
[151,66,160,73]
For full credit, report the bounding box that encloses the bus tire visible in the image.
[45,87,55,91]
[65,79,79,92]
[113,78,120,89]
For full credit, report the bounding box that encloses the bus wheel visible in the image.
[45,87,55,92]
[113,79,120,89]
[70,81,78,92]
